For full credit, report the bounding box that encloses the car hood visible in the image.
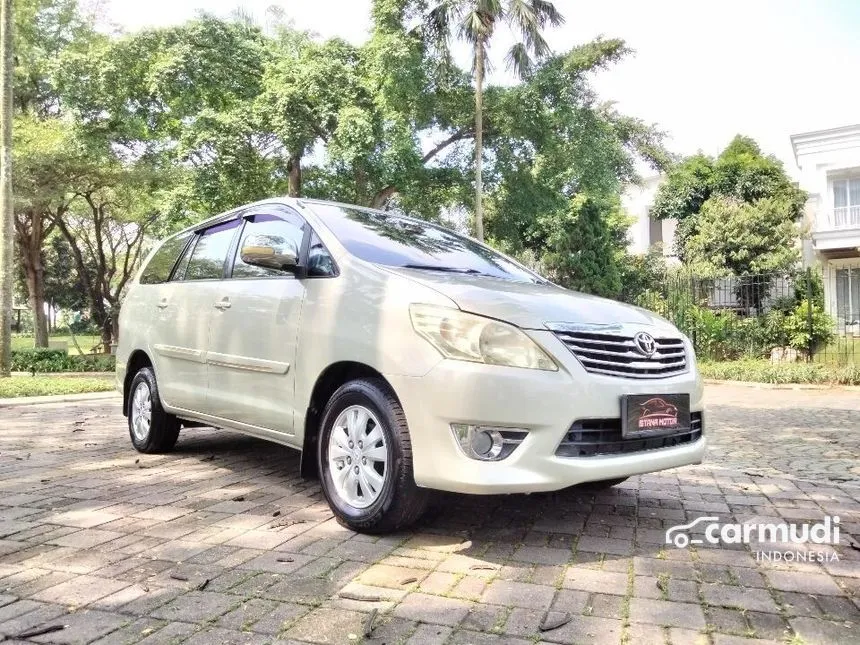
[387,268,677,332]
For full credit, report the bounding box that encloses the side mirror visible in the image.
[240,234,299,272]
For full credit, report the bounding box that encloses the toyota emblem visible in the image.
[633,332,657,357]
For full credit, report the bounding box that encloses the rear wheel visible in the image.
[128,367,180,454]
[317,378,429,533]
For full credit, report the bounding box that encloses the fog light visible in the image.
[451,424,528,461]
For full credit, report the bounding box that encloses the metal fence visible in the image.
[622,265,860,365]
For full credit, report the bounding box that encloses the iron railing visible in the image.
[619,265,860,365]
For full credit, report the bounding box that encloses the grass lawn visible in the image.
[12,335,102,356]
[0,375,115,398]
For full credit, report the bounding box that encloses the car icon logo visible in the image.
[633,332,657,357]
[665,516,720,548]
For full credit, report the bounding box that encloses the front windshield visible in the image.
[307,202,544,284]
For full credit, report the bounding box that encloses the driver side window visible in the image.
[232,213,305,279]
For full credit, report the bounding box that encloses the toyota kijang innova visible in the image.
[117,198,705,533]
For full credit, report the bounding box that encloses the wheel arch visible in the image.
[300,361,396,479]
[123,350,154,417]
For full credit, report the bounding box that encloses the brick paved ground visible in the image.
[0,383,858,644]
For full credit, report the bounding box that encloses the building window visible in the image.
[833,178,860,227]
[836,268,860,326]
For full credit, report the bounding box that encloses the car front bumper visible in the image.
[388,330,706,494]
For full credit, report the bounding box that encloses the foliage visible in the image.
[536,194,628,296]
[650,136,806,268]
[651,136,806,223]
[0,374,114,397]
[11,348,115,372]
[781,300,835,354]
[699,360,860,386]
[683,196,800,277]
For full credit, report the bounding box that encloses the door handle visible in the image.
[214,298,231,310]
[157,298,168,309]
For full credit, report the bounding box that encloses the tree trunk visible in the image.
[0,0,13,377]
[22,255,48,347]
[287,153,302,197]
[371,185,397,209]
[473,41,485,242]
[18,232,48,347]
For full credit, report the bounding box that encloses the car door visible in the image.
[205,208,308,434]
[152,218,242,413]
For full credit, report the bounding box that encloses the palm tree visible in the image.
[0,0,12,377]
[422,0,564,241]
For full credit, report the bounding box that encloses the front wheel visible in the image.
[317,378,429,533]
[127,367,180,454]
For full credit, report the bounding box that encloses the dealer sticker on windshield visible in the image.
[621,394,691,439]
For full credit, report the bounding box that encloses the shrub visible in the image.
[11,349,115,373]
[700,360,860,385]
[781,300,834,353]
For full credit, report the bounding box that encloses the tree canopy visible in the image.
[650,135,805,269]
[9,0,676,348]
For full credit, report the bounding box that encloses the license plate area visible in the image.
[621,394,691,439]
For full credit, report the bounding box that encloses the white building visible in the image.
[621,174,676,258]
[791,124,860,330]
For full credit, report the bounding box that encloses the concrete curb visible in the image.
[704,379,860,391]
[0,391,120,408]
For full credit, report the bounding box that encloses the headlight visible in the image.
[409,304,557,371]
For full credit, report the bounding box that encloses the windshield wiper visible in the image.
[401,263,483,275]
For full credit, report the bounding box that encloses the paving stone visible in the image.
[404,623,453,645]
[150,591,239,623]
[393,592,473,626]
[184,627,271,644]
[28,609,128,644]
[564,566,628,595]
[30,574,130,606]
[285,607,366,644]
[789,616,859,644]
[510,545,570,565]
[539,615,624,644]
[629,598,707,630]
[702,583,780,613]
[746,611,790,641]
[480,579,555,611]
[765,570,844,595]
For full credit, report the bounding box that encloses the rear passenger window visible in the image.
[139,233,190,284]
[184,220,241,281]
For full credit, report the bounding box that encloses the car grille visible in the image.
[556,412,703,458]
[551,329,687,379]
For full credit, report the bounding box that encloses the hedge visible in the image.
[12,349,116,373]
[700,360,860,385]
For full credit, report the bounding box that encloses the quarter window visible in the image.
[184,220,241,281]
[139,233,190,284]
[307,231,336,277]
[232,213,306,279]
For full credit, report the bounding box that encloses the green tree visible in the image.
[536,195,629,296]
[684,196,800,277]
[683,195,800,312]
[420,0,565,240]
[651,135,806,261]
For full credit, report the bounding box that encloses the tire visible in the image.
[127,366,180,454]
[581,477,629,489]
[317,378,430,533]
